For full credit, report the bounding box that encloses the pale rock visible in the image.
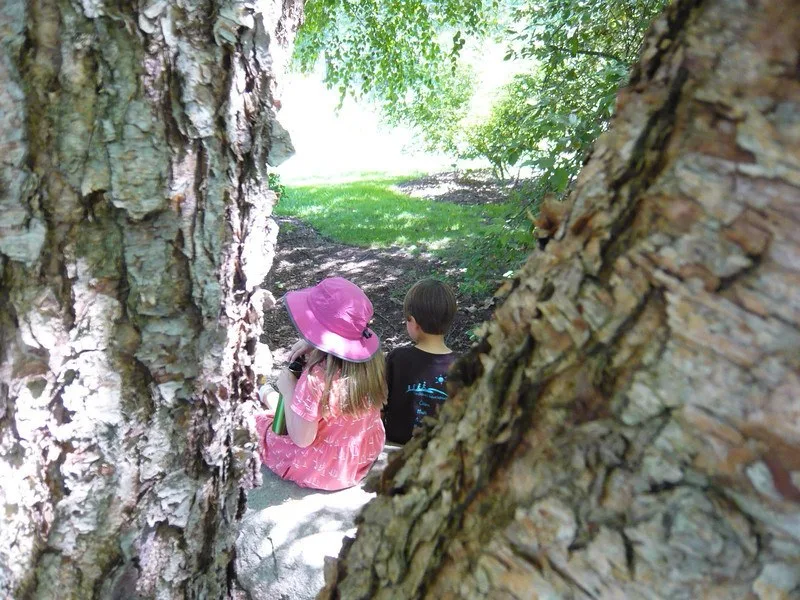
[753,563,800,600]
[267,117,296,167]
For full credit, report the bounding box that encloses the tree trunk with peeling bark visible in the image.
[0,0,301,597]
[322,0,800,597]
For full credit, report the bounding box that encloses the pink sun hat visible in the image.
[284,277,380,362]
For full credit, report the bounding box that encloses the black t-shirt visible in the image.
[383,346,458,444]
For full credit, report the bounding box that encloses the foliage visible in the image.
[510,0,662,67]
[383,62,475,155]
[465,0,667,190]
[295,0,498,101]
[293,0,500,153]
[277,176,531,296]
[268,172,286,199]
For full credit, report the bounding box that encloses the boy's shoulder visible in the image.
[388,344,414,356]
[387,346,458,363]
[387,345,414,362]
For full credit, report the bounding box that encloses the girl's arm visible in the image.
[286,404,318,447]
[276,368,318,447]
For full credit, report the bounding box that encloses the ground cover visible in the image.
[274,171,532,296]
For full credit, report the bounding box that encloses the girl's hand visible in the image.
[276,364,318,447]
[276,368,299,400]
[288,339,313,363]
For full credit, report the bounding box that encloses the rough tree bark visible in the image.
[0,0,301,597]
[322,0,800,598]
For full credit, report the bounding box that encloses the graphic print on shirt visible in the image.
[407,373,449,428]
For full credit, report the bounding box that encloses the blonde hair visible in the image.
[305,349,387,416]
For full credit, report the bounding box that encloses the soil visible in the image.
[391,170,517,206]
[260,171,508,372]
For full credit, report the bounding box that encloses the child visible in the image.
[383,279,458,444]
[255,277,387,491]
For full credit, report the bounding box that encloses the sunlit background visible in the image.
[274,42,520,183]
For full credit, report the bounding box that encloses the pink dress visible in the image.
[255,365,386,491]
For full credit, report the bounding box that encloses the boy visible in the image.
[384,279,458,444]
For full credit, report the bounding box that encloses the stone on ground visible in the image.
[235,450,393,599]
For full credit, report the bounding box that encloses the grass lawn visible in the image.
[275,176,532,296]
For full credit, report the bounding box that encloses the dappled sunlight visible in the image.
[427,237,454,251]
[298,205,326,216]
[394,210,426,222]
[276,177,526,272]
[236,450,398,599]
[317,257,383,274]
[292,201,477,251]
[392,171,516,205]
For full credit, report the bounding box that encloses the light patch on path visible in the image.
[236,450,396,599]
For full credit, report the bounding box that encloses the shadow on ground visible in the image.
[392,170,517,205]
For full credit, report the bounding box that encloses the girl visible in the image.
[255,277,387,491]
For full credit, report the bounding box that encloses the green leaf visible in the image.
[551,167,569,193]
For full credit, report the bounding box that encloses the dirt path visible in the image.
[260,171,507,372]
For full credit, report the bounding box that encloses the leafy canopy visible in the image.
[293,0,501,154]
[294,0,498,102]
[468,0,667,189]
[293,0,667,203]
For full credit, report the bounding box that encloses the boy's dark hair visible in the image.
[403,279,457,335]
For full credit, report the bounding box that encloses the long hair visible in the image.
[304,349,387,416]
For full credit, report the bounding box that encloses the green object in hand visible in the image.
[272,357,304,436]
[272,395,288,435]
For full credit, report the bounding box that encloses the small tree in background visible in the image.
[465,0,667,188]
[382,62,475,156]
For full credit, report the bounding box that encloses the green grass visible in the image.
[276,176,533,296]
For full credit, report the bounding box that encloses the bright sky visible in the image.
[273,42,523,183]
[273,76,450,183]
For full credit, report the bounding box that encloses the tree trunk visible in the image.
[0,0,302,597]
[322,0,800,598]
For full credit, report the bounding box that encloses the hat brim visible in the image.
[284,287,380,363]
